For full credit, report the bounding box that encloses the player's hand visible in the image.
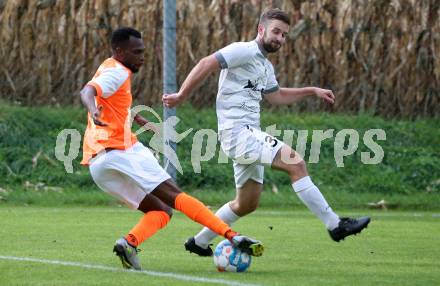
[314,88,335,104]
[162,93,184,108]
[91,105,108,126]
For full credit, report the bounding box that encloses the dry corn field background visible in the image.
[0,0,439,117]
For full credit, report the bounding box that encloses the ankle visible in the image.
[224,230,239,241]
[125,234,139,247]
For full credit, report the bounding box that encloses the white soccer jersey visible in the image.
[215,40,279,131]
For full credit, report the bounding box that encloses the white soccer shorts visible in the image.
[89,142,171,209]
[219,125,284,188]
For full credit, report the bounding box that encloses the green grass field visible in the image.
[1,104,439,285]
[1,206,439,286]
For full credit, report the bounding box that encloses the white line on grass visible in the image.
[0,255,262,286]
[255,210,440,218]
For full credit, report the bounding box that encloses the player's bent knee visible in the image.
[285,159,308,179]
[248,202,259,213]
[295,159,307,172]
[233,201,258,216]
[243,203,258,214]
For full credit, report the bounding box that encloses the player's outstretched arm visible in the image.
[162,54,220,108]
[80,86,108,126]
[265,87,335,106]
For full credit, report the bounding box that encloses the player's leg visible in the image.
[188,179,263,256]
[116,143,254,249]
[227,160,265,220]
[101,143,259,252]
[89,147,173,270]
[184,126,270,256]
[151,179,264,256]
[125,194,173,247]
[88,166,146,270]
[112,194,172,269]
[271,144,370,241]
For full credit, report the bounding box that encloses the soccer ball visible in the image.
[213,239,252,272]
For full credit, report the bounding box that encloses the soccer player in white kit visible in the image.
[163,9,370,257]
[80,27,264,270]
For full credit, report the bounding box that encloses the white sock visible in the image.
[292,176,340,230]
[194,202,240,248]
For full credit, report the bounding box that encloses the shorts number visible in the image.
[265,135,278,147]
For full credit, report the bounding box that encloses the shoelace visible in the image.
[126,245,141,254]
[340,217,356,225]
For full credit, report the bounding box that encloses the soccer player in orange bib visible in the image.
[80,27,264,270]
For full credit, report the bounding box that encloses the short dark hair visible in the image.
[259,8,290,26]
[111,27,142,50]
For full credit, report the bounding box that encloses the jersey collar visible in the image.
[254,39,268,57]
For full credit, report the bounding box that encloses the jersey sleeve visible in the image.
[87,66,129,98]
[214,42,255,69]
[262,62,279,95]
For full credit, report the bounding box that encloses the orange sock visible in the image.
[174,193,234,238]
[125,211,170,247]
